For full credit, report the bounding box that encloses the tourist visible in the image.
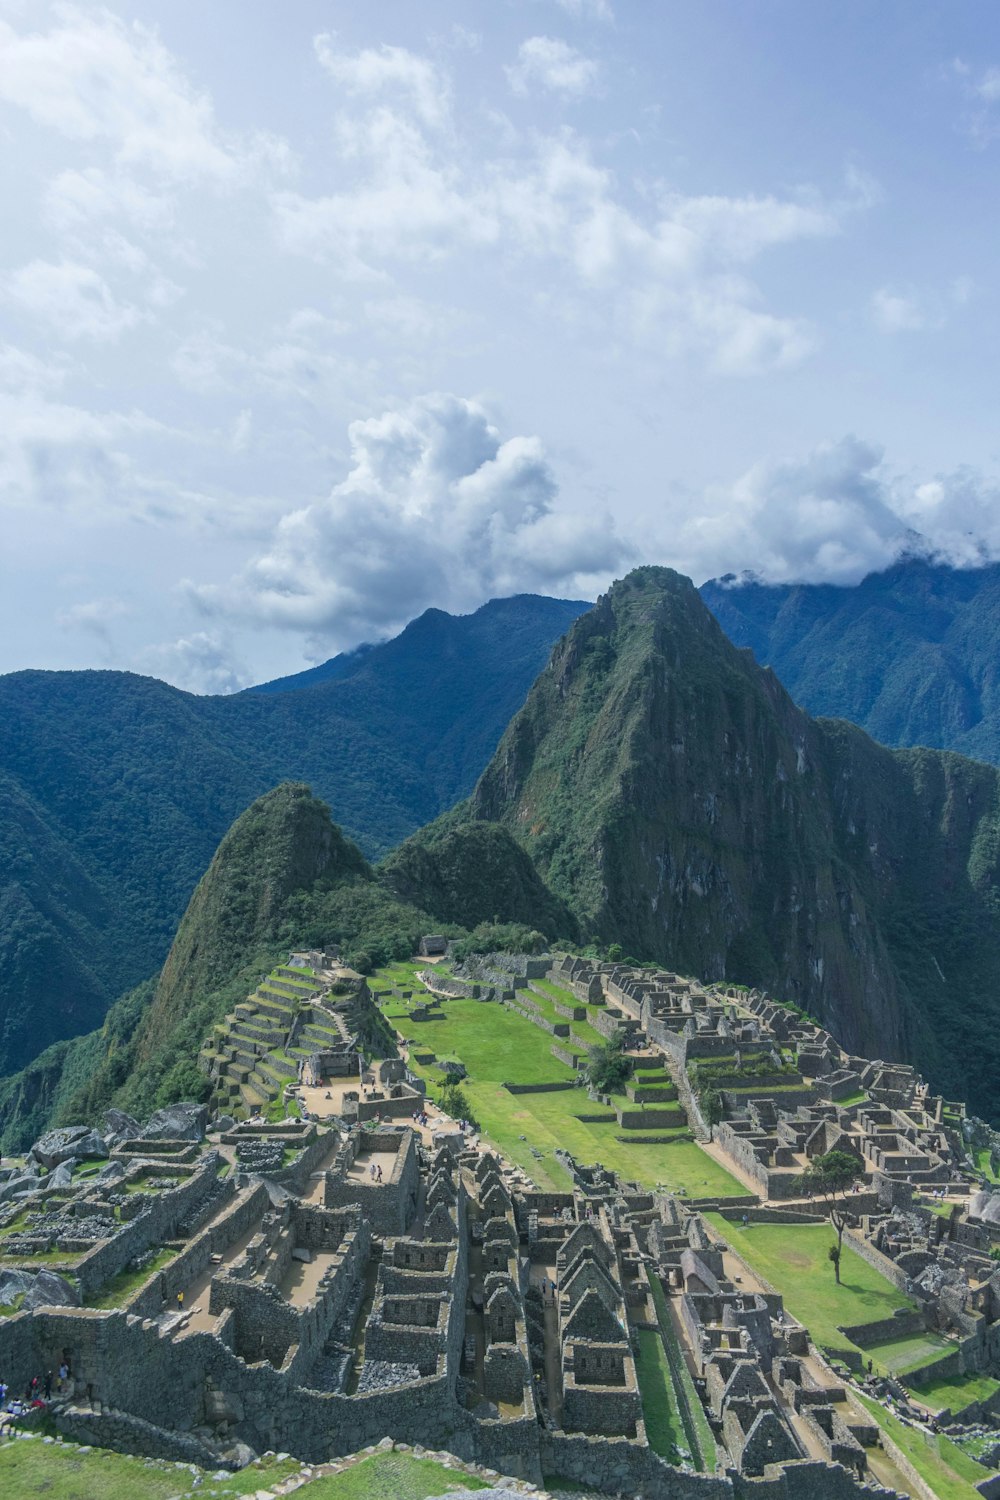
[176,1290,185,1310]
[0,1381,6,1407]
[58,1362,68,1392]
[43,1371,52,1400]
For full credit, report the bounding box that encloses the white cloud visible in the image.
[950,59,1000,145]
[553,0,615,21]
[871,287,928,333]
[678,436,1000,586]
[138,630,249,694]
[190,392,630,652]
[0,6,238,180]
[277,65,856,373]
[314,33,451,130]
[871,278,973,334]
[507,37,599,99]
[1,258,141,340]
[56,596,129,655]
[43,166,174,234]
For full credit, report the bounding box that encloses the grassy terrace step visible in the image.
[239,1081,268,1109]
[378,979,743,1198]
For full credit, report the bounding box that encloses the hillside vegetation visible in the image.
[701,556,1000,762]
[0,594,585,1078]
[409,566,1000,1115]
[0,783,573,1151]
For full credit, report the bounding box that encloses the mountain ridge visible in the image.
[0,593,586,1079]
[700,555,1000,762]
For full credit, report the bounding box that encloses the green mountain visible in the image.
[700,556,1000,762]
[417,565,1000,1116]
[0,782,571,1151]
[0,593,586,1078]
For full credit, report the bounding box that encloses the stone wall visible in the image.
[75,1153,231,1299]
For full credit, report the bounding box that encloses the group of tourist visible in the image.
[0,1361,72,1434]
[368,1162,384,1183]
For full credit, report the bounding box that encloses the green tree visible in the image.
[796,1149,865,1283]
[700,1086,724,1127]
[583,1032,631,1094]
[439,1082,479,1131]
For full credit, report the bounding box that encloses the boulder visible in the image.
[103,1109,141,1146]
[213,1115,236,1135]
[0,1167,40,1204]
[23,1270,81,1310]
[291,1247,312,1264]
[141,1103,208,1142]
[31,1125,106,1169]
[48,1161,76,1189]
[95,1160,126,1184]
[0,1268,34,1306]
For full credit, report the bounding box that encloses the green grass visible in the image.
[86,1247,178,1309]
[911,1370,1000,1413]
[973,1147,1000,1184]
[382,986,742,1196]
[856,1392,991,1500]
[297,1452,489,1499]
[704,1217,919,1366]
[0,1443,300,1499]
[635,1328,686,1461]
[528,976,582,1004]
[863,1329,955,1377]
[648,1273,715,1469]
[832,1090,868,1107]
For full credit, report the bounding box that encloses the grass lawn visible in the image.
[649,1273,716,1470]
[297,1452,489,1499]
[973,1148,1000,1185]
[86,1247,178,1309]
[381,985,743,1197]
[0,1442,487,1500]
[0,1442,300,1499]
[635,1328,686,1462]
[912,1370,1000,1413]
[863,1329,955,1377]
[855,1392,991,1500]
[704,1217,920,1366]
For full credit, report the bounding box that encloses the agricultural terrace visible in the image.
[373,963,743,1197]
[855,1392,991,1500]
[704,1216,952,1374]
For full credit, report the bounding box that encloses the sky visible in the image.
[3,1,1000,691]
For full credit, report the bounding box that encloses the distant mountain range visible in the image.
[700,556,1000,763]
[4,562,1000,1147]
[5,553,1000,1106]
[0,594,586,1078]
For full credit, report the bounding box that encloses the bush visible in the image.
[583,1033,631,1094]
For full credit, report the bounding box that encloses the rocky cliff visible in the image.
[463,567,1000,1113]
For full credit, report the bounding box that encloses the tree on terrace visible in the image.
[583,1032,631,1094]
[796,1149,865,1284]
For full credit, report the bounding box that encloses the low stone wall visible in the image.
[841,1227,911,1294]
[617,1106,686,1130]
[503,1081,578,1096]
[55,1403,225,1465]
[838,1309,925,1347]
[551,1044,584,1070]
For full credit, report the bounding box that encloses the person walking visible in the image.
[43,1372,52,1400]
[176,1290,185,1311]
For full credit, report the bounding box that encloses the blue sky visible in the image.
[2,0,1000,689]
